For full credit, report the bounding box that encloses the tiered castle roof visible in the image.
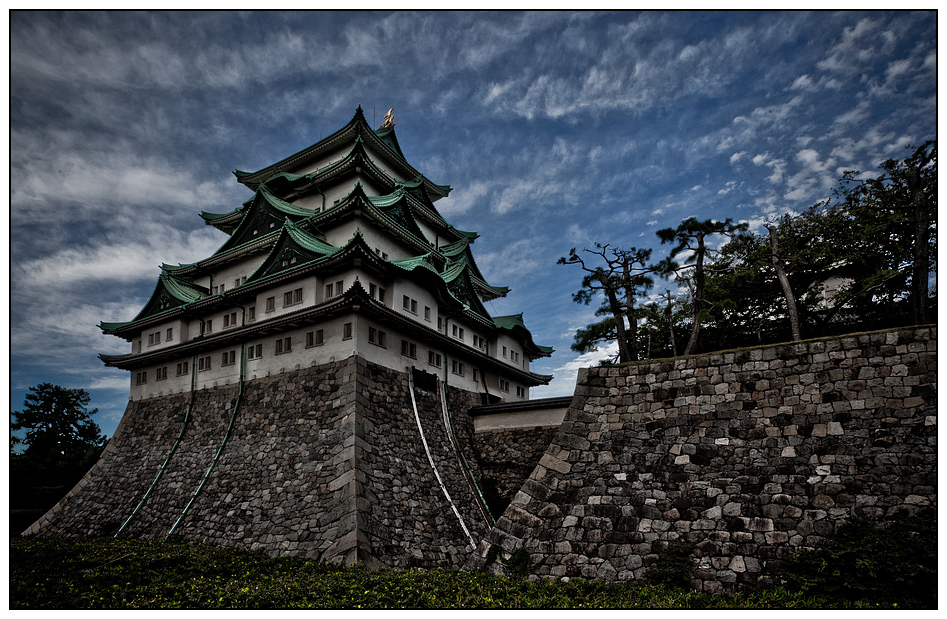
[99,106,552,387]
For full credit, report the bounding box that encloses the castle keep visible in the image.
[26,109,554,567]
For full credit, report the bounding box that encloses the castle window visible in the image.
[135,371,147,385]
[223,312,237,328]
[265,297,275,312]
[247,344,263,359]
[369,327,386,347]
[428,351,442,368]
[401,340,417,358]
[369,283,387,303]
[242,276,247,284]
[451,360,465,376]
[473,369,479,382]
[275,337,292,354]
[156,367,168,381]
[452,325,464,341]
[248,307,256,321]
[343,323,352,339]
[502,346,507,358]
[198,356,211,371]
[424,306,431,321]
[221,350,236,366]
[166,328,173,341]
[220,283,225,292]
[204,319,213,334]
[516,386,526,398]
[176,361,189,376]
[306,330,324,347]
[326,281,344,299]
[402,295,417,314]
[500,379,510,392]
[284,288,303,307]
[235,278,240,288]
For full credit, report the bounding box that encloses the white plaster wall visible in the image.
[472,407,568,432]
[494,333,527,370]
[213,255,267,292]
[253,275,319,321]
[288,145,350,177]
[136,318,190,354]
[244,318,357,381]
[364,149,411,185]
[395,279,441,330]
[415,220,442,247]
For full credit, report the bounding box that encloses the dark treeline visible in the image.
[10,383,107,535]
[561,141,936,362]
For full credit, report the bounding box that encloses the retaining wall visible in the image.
[26,357,490,569]
[475,426,560,505]
[470,327,937,592]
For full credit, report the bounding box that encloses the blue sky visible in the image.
[7,10,937,440]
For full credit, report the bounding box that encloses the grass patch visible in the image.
[10,536,879,609]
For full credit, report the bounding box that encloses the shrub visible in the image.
[781,517,936,609]
[644,541,694,589]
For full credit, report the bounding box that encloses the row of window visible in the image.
[502,346,520,363]
[146,328,174,347]
[212,275,250,295]
[136,342,524,395]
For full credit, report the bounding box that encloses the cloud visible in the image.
[439,180,490,217]
[532,340,620,398]
[715,96,804,153]
[476,238,543,283]
[717,180,737,196]
[14,229,222,288]
[789,74,817,92]
[751,153,788,184]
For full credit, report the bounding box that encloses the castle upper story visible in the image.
[99,107,553,401]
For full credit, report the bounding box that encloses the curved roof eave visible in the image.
[492,313,554,359]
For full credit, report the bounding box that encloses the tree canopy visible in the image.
[559,141,936,362]
[12,383,106,458]
[10,384,108,533]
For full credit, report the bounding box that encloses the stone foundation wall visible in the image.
[470,327,937,592]
[475,426,560,503]
[26,357,491,569]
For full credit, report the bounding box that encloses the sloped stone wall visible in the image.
[470,327,937,592]
[25,357,491,569]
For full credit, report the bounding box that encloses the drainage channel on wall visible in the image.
[407,367,477,549]
[168,346,246,536]
[115,355,199,537]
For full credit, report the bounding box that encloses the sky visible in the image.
[7,10,938,440]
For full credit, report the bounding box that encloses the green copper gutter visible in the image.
[168,345,246,536]
[438,379,494,525]
[115,354,198,537]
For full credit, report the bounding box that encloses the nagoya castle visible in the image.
[23,108,937,590]
[27,107,563,568]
